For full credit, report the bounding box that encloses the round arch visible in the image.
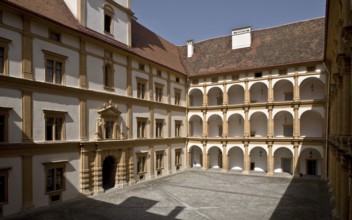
[208,146,223,169]
[249,147,267,172]
[273,147,293,174]
[299,77,325,100]
[228,147,244,171]
[189,145,203,168]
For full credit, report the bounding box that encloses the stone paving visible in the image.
[8,170,332,220]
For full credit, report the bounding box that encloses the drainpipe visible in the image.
[323,62,331,181]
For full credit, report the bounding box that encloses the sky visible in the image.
[131,0,326,46]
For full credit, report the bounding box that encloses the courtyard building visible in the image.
[0,0,338,218]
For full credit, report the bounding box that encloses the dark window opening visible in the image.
[0,115,4,142]
[255,72,262,78]
[104,14,112,33]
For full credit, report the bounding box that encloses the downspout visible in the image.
[323,62,331,181]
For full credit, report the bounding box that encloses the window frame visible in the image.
[43,161,67,204]
[43,50,67,85]
[43,110,66,142]
[0,107,11,143]
[154,83,164,102]
[103,4,114,35]
[175,120,182,137]
[0,37,12,76]
[155,150,164,174]
[155,119,164,138]
[174,89,182,106]
[136,77,148,99]
[137,117,147,139]
[136,152,147,179]
[0,167,11,206]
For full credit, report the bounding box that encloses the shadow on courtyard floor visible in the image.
[269,177,332,220]
[11,196,184,220]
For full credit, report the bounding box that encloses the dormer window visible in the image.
[103,5,114,35]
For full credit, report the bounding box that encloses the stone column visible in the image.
[202,110,207,138]
[203,85,208,107]
[222,142,228,173]
[187,150,192,168]
[339,154,350,220]
[244,80,250,104]
[149,145,155,179]
[22,155,34,210]
[267,143,274,176]
[168,144,172,174]
[243,142,250,174]
[202,142,208,171]
[293,74,300,101]
[128,148,135,185]
[267,106,274,138]
[222,109,228,138]
[22,90,33,142]
[244,108,250,138]
[93,149,103,194]
[80,148,91,195]
[223,83,228,105]
[293,142,300,177]
[268,77,273,103]
[293,105,300,138]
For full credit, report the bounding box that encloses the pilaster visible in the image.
[22,90,33,142]
[149,145,155,179]
[79,38,87,88]
[22,155,34,210]
[22,16,33,80]
[93,149,103,194]
[80,99,87,141]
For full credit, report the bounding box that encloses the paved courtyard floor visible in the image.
[10,170,332,220]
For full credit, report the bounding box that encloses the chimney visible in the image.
[187,39,194,58]
[232,27,251,50]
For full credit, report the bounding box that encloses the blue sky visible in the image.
[132,0,326,46]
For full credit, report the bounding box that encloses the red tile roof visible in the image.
[2,0,324,77]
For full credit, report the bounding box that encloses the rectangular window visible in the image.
[137,153,147,179]
[307,66,315,72]
[139,63,145,71]
[0,115,4,143]
[175,149,182,170]
[155,119,163,138]
[43,50,67,85]
[283,125,293,137]
[176,77,180,83]
[137,118,147,138]
[192,79,199,85]
[175,120,182,137]
[0,168,10,205]
[155,84,163,102]
[44,110,66,141]
[43,161,67,203]
[137,78,147,99]
[255,72,262,78]
[0,108,10,143]
[211,77,217,83]
[105,121,114,139]
[284,92,293,101]
[232,75,239,81]
[49,30,61,42]
[157,70,162,77]
[0,47,4,74]
[156,151,164,175]
[175,89,181,105]
[104,14,112,33]
[279,69,287,75]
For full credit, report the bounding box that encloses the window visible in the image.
[139,63,145,71]
[0,108,11,143]
[156,151,164,175]
[0,37,11,75]
[255,72,262,78]
[157,70,162,77]
[43,161,67,203]
[43,50,67,84]
[155,119,164,138]
[283,125,293,137]
[176,77,180,83]
[175,120,182,137]
[307,66,316,72]
[284,92,293,101]
[0,168,11,206]
[44,110,66,141]
[137,78,147,99]
[136,153,147,180]
[155,83,163,102]
[49,30,61,42]
[279,69,287,75]
[232,75,239,81]
[104,64,114,89]
[95,100,121,140]
[137,118,147,138]
[174,89,181,105]
[103,5,114,34]
[211,77,218,83]
[192,79,199,85]
[175,149,182,170]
